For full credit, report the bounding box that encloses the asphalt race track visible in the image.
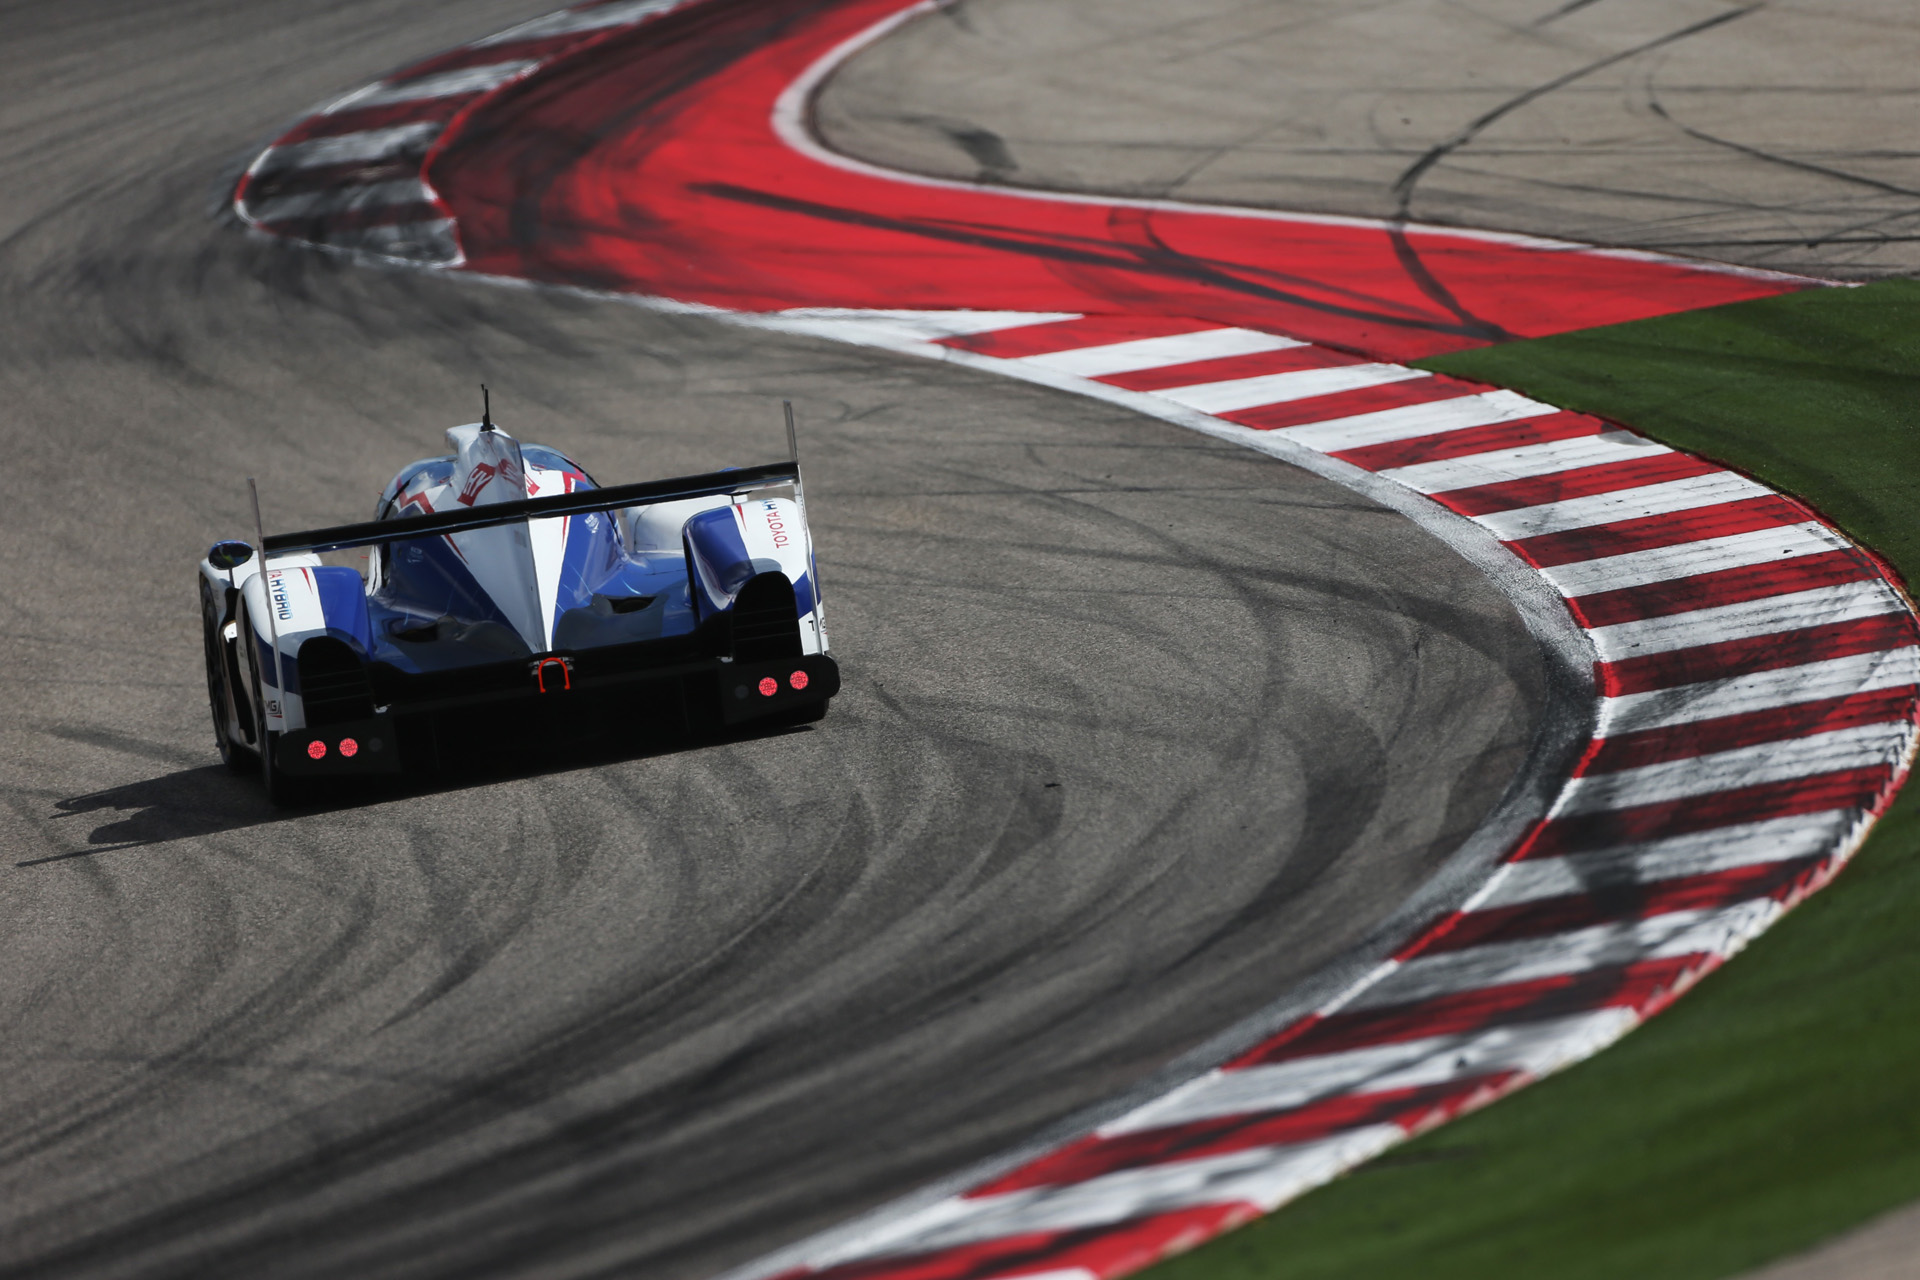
[0,3,1551,1277]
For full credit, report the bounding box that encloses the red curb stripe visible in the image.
[973,1078,1502,1197]
[1568,550,1874,628]
[937,315,1204,357]
[782,1203,1257,1280]
[1509,494,1809,569]
[1523,767,1891,859]
[1587,687,1920,773]
[1430,451,1724,518]
[1598,613,1920,696]
[1097,343,1360,391]
[1218,376,1477,432]
[1327,410,1601,472]
[1429,858,1822,953]
[1236,956,1702,1064]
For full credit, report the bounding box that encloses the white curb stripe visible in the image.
[245,178,434,225]
[1478,813,1849,909]
[314,219,461,260]
[328,60,539,112]
[1012,327,1303,377]
[1471,471,1772,540]
[252,123,444,175]
[1346,901,1781,1012]
[771,309,1084,345]
[1588,580,1904,660]
[1155,362,1427,414]
[1542,523,1843,597]
[806,1128,1403,1268]
[1103,1009,1635,1135]
[1598,647,1920,733]
[1269,388,1553,452]
[1556,724,1905,815]
[1378,431,1667,493]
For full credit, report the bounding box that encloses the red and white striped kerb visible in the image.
[718,308,1920,1280]
[234,0,696,263]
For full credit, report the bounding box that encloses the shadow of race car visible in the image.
[197,409,837,804]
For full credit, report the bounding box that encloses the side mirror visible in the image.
[208,540,254,571]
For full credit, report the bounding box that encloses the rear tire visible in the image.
[200,577,248,774]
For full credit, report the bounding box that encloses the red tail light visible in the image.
[789,670,809,691]
[339,738,359,759]
[758,676,779,696]
[307,740,327,760]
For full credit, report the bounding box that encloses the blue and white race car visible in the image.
[198,411,837,803]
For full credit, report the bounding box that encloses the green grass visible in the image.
[1143,278,1920,1280]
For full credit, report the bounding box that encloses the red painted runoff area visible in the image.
[428,0,1801,362]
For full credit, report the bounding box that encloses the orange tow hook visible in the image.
[531,656,574,693]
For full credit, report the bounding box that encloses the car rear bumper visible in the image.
[277,652,839,776]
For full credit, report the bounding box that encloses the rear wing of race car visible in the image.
[261,460,801,556]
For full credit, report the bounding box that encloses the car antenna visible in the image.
[480,384,494,432]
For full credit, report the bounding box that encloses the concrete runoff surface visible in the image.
[817,0,1920,281]
[0,2,1545,1277]
[1745,1198,1920,1280]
